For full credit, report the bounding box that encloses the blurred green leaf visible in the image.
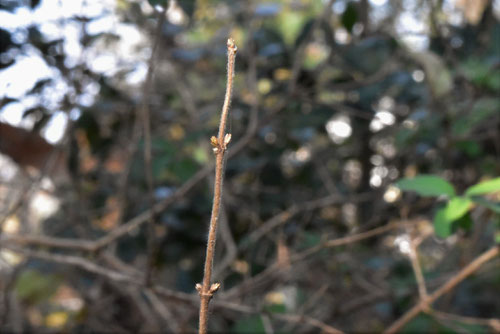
[177,0,196,18]
[461,58,500,91]
[232,315,266,334]
[452,98,500,137]
[169,157,198,183]
[396,175,455,197]
[278,10,308,46]
[147,0,167,8]
[455,140,482,157]
[465,177,500,196]
[15,269,60,305]
[434,197,472,238]
[264,303,286,314]
[341,2,358,33]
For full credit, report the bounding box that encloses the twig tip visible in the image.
[227,38,237,53]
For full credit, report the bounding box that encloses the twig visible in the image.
[3,241,344,333]
[2,243,196,303]
[144,288,180,333]
[3,244,138,283]
[223,221,405,300]
[384,245,499,334]
[292,220,404,263]
[274,314,344,334]
[427,309,500,331]
[408,236,428,300]
[197,38,237,334]
[241,192,373,250]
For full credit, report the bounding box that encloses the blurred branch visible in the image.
[140,4,167,286]
[224,221,406,299]
[242,192,374,251]
[408,234,428,300]
[144,289,181,333]
[427,309,500,332]
[384,245,500,334]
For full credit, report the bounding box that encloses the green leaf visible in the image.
[341,2,358,33]
[396,175,455,197]
[177,0,196,18]
[455,140,481,157]
[232,315,266,334]
[434,197,472,238]
[465,177,500,196]
[147,0,167,8]
[451,98,500,137]
[15,269,60,305]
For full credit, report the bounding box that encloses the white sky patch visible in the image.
[326,115,352,144]
[0,104,21,124]
[412,69,425,82]
[394,234,411,255]
[396,11,429,51]
[369,0,388,6]
[42,111,68,144]
[126,61,148,85]
[370,110,396,132]
[86,15,118,35]
[0,56,52,98]
[167,0,187,25]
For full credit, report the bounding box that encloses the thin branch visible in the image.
[384,245,499,334]
[3,242,344,333]
[271,313,344,334]
[408,235,428,300]
[144,288,180,333]
[223,221,405,300]
[197,38,237,334]
[291,220,405,263]
[427,309,500,331]
[4,245,138,283]
[241,192,374,250]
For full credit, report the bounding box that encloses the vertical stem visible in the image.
[198,38,237,334]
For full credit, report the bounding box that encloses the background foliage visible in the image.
[0,0,499,332]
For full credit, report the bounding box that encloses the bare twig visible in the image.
[224,221,405,300]
[292,220,405,263]
[427,309,500,331]
[197,38,237,334]
[3,241,345,333]
[144,288,180,333]
[384,245,499,334]
[273,313,344,334]
[408,235,428,300]
[242,192,374,250]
